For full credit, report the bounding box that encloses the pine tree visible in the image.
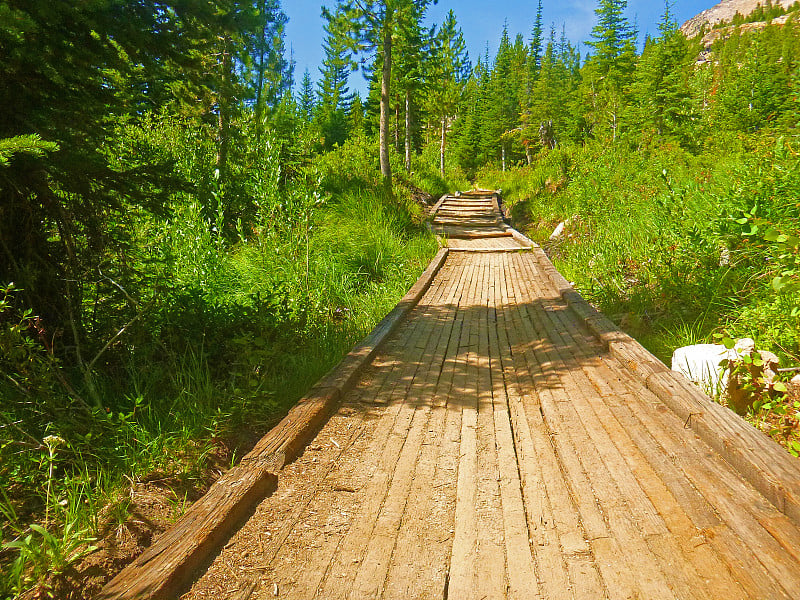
[529,0,545,78]
[451,62,484,177]
[521,2,545,162]
[299,69,315,122]
[393,2,429,171]
[426,10,470,175]
[335,0,435,187]
[348,92,367,136]
[587,0,636,79]
[248,0,293,128]
[631,1,694,142]
[484,26,525,169]
[317,6,356,149]
[584,0,637,140]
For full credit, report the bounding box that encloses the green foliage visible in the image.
[0,134,59,167]
[480,133,800,366]
[2,521,97,596]
[316,6,357,150]
[0,104,438,593]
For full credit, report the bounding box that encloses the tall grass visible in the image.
[479,134,800,365]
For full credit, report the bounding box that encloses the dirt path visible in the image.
[179,194,800,600]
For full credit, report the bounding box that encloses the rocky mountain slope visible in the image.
[681,0,798,38]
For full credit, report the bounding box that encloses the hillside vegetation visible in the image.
[1,0,799,596]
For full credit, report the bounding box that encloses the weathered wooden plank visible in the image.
[513,252,670,600]
[446,259,481,599]
[382,264,464,598]
[488,257,539,600]
[498,258,583,599]
[428,193,450,216]
[473,256,507,600]
[349,263,462,598]
[448,247,528,253]
[545,300,746,599]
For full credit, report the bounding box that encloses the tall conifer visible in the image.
[334,0,435,187]
[426,10,470,175]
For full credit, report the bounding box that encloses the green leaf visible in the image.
[765,228,781,242]
[29,523,49,537]
[773,382,788,393]
[773,276,790,292]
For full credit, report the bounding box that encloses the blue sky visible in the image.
[284,0,714,94]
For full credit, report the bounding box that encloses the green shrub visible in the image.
[480,135,800,364]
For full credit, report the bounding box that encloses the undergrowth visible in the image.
[479,132,800,366]
[0,123,438,597]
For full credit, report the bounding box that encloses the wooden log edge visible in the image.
[518,208,800,527]
[97,247,450,600]
[428,193,449,217]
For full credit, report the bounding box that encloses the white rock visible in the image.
[549,221,566,240]
[734,338,755,354]
[671,344,735,393]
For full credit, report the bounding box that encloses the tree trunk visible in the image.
[404,91,412,172]
[395,101,401,153]
[379,27,393,188]
[440,117,446,177]
[216,36,233,183]
[254,0,267,140]
[501,142,506,172]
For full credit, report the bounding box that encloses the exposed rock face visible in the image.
[696,13,793,47]
[681,0,798,38]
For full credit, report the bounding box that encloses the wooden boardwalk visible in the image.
[103,192,800,600]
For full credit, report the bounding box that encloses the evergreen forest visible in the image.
[2,0,800,596]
